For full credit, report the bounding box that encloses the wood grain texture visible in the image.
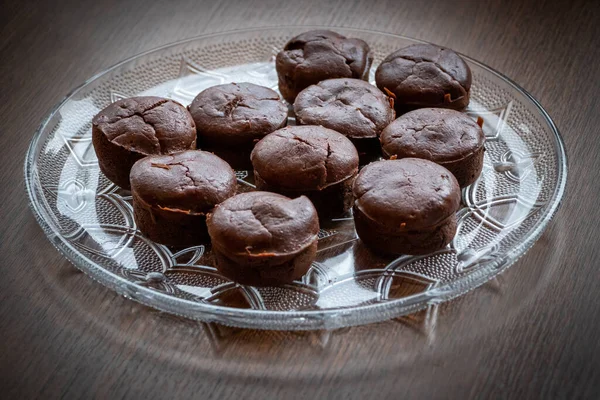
[1,0,599,398]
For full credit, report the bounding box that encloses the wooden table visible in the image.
[1,0,599,398]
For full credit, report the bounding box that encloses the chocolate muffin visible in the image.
[294,78,395,161]
[353,158,461,255]
[251,125,359,216]
[207,191,319,286]
[92,96,196,189]
[130,150,237,247]
[188,82,288,169]
[375,43,472,111]
[380,108,485,187]
[276,30,373,103]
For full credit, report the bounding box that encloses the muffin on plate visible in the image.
[294,78,395,162]
[130,150,236,246]
[92,96,196,189]
[188,82,288,169]
[353,158,461,255]
[251,125,359,216]
[375,43,472,111]
[207,191,319,286]
[276,30,373,103]
[380,108,485,187]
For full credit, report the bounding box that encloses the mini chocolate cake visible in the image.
[276,30,373,103]
[353,158,461,255]
[130,150,237,247]
[380,108,485,187]
[92,96,196,189]
[207,191,319,286]
[294,78,395,161]
[250,125,359,216]
[375,43,472,111]
[188,82,288,169]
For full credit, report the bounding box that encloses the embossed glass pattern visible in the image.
[25,27,567,330]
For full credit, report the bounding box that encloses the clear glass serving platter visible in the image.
[25,27,567,330]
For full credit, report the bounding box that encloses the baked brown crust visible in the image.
[130,150,236,246]
[207,191,319,285]
[253,170,356,218]
[294,78,395,139]
[251,125,359,190]
[352,158,461,255]
[251,125,359,215]
[375,44,472,110]
[276,30,373,103]
[189,82,288,147]
[353,209,458,255]
[212,241,318,287]
[380,108,485,187]
[92,96,196,189]
[353,158,460,231]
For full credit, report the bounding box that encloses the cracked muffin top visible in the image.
[130,150,237,214]
[276,30,373,103]
[380,108,485,162]
[353,158,461,231]
[375,43,471,110]
[207,191,319,257]
[188,82,288,147]
[250,125,359,191]
[92,96,196,155]
[293,78,395,139]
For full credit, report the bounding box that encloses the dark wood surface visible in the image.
[1,0,599,398]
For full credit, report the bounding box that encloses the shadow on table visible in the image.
[38,218,565,382]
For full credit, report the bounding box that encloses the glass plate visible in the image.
[24,27,567,330]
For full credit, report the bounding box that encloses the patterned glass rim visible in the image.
[24,26,568,330]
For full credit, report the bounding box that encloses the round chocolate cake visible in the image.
[353,158,461,255]
[380,108,485,187]
[207,191,319,286]
[276,30,373,103]
[92,96,197,189]
[294,78,395,140]
[375,43,472,111]
[130,150,237,247]
[251,125,359,216]
[188,82,288,169]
